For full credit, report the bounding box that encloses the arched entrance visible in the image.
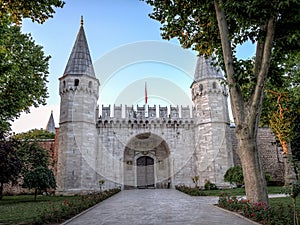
[136,156,154,188]
[124,132,170,189]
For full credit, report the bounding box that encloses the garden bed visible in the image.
[0,188,120,225]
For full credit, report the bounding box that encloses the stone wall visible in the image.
[231,127,284,183]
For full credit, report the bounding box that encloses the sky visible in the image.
[11,0,254,133]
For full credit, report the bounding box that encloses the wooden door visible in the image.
[137,156,154,188]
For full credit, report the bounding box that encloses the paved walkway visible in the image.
[62,189,257,225]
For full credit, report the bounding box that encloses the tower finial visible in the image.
[80,16,84,26]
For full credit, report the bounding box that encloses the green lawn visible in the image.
[0,189,120,225]
[0,195,80,224]
[202,185,284,196]
[0,187,291,225]
[269,196,300,217]
[176,185,285,196]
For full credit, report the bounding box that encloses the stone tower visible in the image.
[57,17,100,193]
[46,111,55,134]
[191,56,233,187]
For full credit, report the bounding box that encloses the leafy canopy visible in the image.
[17,141,51,175]
[0,0,65,24]
[0,18,50,132]
[22,166,56,200]
[261,51,300,155]
[14,129,55,140]
[145,0,300,100]
[0,134,22,199]
[224,166,244,186]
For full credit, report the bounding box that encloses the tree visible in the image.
[224,166,244,187]
[22,166,56,201]
[0,1,64,132]
[17,141,50,175]
[14,129,55,140]
[0,17,50,132]
[0,0,65,24]
[0,134,22,200]
[261,51,300,185]
[144,0,300,204]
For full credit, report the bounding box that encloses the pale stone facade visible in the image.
[56,21,280,194]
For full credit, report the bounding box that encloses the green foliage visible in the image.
[17,141,50,175]
[224,166,244,186]
[22,167,56,201]
[175,185,207,196]
[0,0,65,24]
[0,19,50,132]
[218,193,298,224]
[261,51,300,156]
[204,180,218,190]
[14,129,55,140]
[265,173,273,184]
[176,185,283,197]
[191,175,199,188]
[0,134,22,200]
[284,180,300,225]
[144,0,300,204]
[0,189,120,224]
[144,0,300,65]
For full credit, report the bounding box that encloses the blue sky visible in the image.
[11,0,254,133]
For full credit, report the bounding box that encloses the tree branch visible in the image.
[249,14,277,134]
[213,0,244,126]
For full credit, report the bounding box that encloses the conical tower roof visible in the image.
[46,111,55,134]
[63,16,95,77]
[194,56,223,82]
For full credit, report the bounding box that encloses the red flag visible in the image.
[145,82,148,104]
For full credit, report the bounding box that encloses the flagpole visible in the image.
[145,81,148,118]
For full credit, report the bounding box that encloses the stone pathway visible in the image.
[62,189,257,225]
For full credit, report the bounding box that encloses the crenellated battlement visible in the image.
[99,104,193,119]
[97,104,194,128]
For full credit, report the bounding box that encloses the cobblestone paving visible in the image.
[63,189,256,225]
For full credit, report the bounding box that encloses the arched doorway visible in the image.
[124,132,170,189]
[136,156,154,188]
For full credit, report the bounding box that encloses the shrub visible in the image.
[204,180,218,190]
[175,185,207,196]
[191,176,199,188]
[34,188,121,224]
[224,166,244,187]
[218,193,296,224]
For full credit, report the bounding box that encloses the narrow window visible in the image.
[88,81,92,88]
[63,80,66,88]
[74,79,79,86]
[212,82,217,89]
[199,84,203,92]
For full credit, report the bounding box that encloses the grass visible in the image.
[204,186,284,196]
[0,195,80,224]
[177,185,300,223]
[0,187,291,225]
[0,189,120,225]
[176,185,285,196]
[269,196,300,216]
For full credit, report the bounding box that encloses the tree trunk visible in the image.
[237,128,269,204]
[0,182,3,200]
[34,189,37,201]
[213,1,276,205]
[283,153,297,186]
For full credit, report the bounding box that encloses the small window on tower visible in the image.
[88,81,92,88]
[63,80,66,88]
[74,79,79,86]
[199,84,203,92]
[212,82,217,89]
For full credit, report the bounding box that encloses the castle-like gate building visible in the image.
[56,20,281,194]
